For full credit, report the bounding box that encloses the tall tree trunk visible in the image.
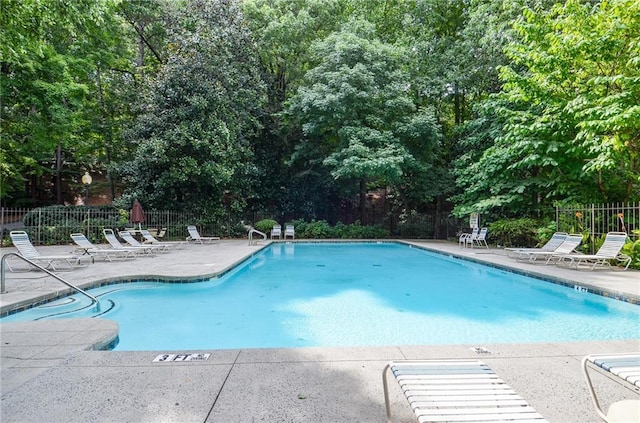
[454,81,462,125]
[55,143,63,204]
[96,67,116,201]
[435,195,443,239]
[137,23,145,69]
[359,178,367,224]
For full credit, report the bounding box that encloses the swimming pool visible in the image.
[2,242,638,350]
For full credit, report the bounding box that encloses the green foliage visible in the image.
[255,219,280,234]
[285,219,388,239]
[120,0,266,215]
[19,205,127,245]
[454,0,640,218]
[1,0,135,205]
[535,220,561,247]
[287,18,441,221]
[22,205,125,227]
[7,0,637,232]
[300,220,333,239]
[621,231,640,270]
[333,221,388,239]
[488,218,554,247]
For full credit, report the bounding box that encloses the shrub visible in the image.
[488,218,553,247]
[255,219,279,234]
[283,219,389,239]
[302,220,333,238]
[358,224,389,239]
[20,205,127,245]
[535,220,560,246]
[621,230,640,270]
[333,221,389,238]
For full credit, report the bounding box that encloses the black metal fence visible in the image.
[0,207,228,246]
[556,202,639,253]
[3,202,637,247]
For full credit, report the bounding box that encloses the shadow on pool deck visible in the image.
[1,240,639,422]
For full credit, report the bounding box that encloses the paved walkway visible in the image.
[1,240,638,422]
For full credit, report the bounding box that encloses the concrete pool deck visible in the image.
[1,239,638,422]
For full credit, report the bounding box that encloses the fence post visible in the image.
[37,208,42,244]
[590,203,596,254]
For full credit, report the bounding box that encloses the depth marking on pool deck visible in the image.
[153,353,210,362]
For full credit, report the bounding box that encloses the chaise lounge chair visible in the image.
[8,230,92,271]
[119,230,169,253]
[555,232,631,270]
[515,234,583,264]
[271,224,282,239]
[582,353,640,422]
[186,225,220,244]
[284,224,295,239]
[103,229,155,256]
[140,229,185,250]
[70,233,136,261]
[505,232,568,258]
[383,359,548,423]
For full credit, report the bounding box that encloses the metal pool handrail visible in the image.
[1,252,100,311]
[248,227,267,246]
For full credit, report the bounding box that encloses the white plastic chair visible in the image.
[284,225,295,239]
[460,227,478,248]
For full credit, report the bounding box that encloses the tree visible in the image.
[288,19,440,222]
[1,0,124,205]
[120,0,266,218]
[241,0,350,218]
[454,0,640,218]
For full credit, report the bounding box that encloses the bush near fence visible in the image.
[0,206,229,246]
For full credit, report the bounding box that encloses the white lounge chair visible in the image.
[70,233,136,261]
[516,234,583,264]
[555,232,631,270]
[186,225,220,244]
[582,353,640,423]
[271,224,282,239]
[103,229,155,256]
[140,229,184,250]
[8,230,91,271]
[505,232,568,258]
[119,231,168,253]
[284,224,295,239]
[383,359,548,423]
[459,227,478,248]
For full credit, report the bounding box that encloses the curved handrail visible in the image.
[248,228,267,246]
[1,253,100,311]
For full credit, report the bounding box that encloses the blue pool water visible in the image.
[2,242,638,350]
